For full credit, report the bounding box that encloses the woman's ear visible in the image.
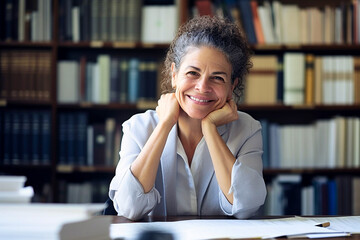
[232,78,239,92]
[228,78,238,100]
[171,62,177,89]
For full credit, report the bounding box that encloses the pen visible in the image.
[316,222,330,228]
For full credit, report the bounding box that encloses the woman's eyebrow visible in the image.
[186,66,228,76]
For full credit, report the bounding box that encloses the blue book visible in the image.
[3,111,11,164]
[21,111,31,164]
[67,113,76,165]
[276,55,284,102]
[327,179,338,215]
[128,58,140,103]
[237,0,257,44]
[118,58,129,103]
[31,111,41,165]
[41,111,51,165]
[76,112,88,166]
[110,57,119,103]
[58,113,67,165]
[11,110,20,164]
[147,59,158,100]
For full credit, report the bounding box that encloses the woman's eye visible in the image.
[213,76,225,82]
[186,71,199,77]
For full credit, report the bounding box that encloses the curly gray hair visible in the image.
[161,15,253,103]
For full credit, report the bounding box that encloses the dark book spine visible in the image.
[67,113,76,165]
[237,0,257,44]
[11,110,20,164]
[3,111,12,164]
[76,112,87,166]
[110,57,119,103]
[31,111,41,164]
[58,113,67,165]
[21,111,31,164]
[41,111,51,165]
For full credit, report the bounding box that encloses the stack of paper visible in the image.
[0,203,112,240]
[110,216,356,240]
[0,176,34,203]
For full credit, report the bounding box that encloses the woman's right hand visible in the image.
[156,93,180,127]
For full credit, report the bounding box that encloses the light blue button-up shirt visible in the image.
[109,110,266,220]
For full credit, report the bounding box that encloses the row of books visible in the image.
[59,0,178,43]
[1,110,51,166]
[0,50,52,102]
[57,55,159,104]
[193,0,360,45]
[58,179,109,204]
[58,112,122,167]
[0,0,52,42]
[261,116,360,169]
[262,175,360,216]
[244,54,360,106]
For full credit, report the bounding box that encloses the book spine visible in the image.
[41,111,51,165]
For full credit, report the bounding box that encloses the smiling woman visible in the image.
[108,16,266,221]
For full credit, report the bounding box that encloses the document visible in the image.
[110,216,354,240]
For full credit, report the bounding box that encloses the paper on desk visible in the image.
[110,217,348,240]
[295,216,360,234]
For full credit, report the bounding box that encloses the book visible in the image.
[195,0,213,16]
[314,56,323,105]
[305,54,315,105]
[257,1,276,44]
[245,55,278,104]
[281,4,300,44]
[92,123,106,166]
[238,0,257,44]
[40,111,51,165]
[57,61,79,103]
[105,118,116,167]
[76,112,88,166]
[0,176,34,204]
[97,55,111,104]
[128,58,140,103]
[250,0,265,44]
[118,58,129,103]
[283,53,305,105]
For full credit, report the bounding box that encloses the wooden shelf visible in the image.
[253,44,360,52]
[57,102,137,110]
[56,165,115,174]
[0,41,54,48]
[58,41,170,49]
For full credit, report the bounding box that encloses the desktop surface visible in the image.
[111,215,360,240]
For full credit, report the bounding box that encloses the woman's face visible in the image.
[172,46,235,120]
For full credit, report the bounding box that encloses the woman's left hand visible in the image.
[202,99,239,127]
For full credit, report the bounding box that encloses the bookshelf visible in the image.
[0,0,360,215]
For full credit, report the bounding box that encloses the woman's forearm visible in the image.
[130,121,174,193]
[202,121,235,204]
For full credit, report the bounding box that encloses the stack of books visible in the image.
[0,176,34,203]
[0,203,111,240]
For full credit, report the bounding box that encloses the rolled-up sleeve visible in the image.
[108,111,161,220]
[219,119,267,219]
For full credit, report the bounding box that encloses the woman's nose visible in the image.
[195,76,211,93]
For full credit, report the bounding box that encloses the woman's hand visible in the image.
[202,99,239,128]
[156,93,180,127]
